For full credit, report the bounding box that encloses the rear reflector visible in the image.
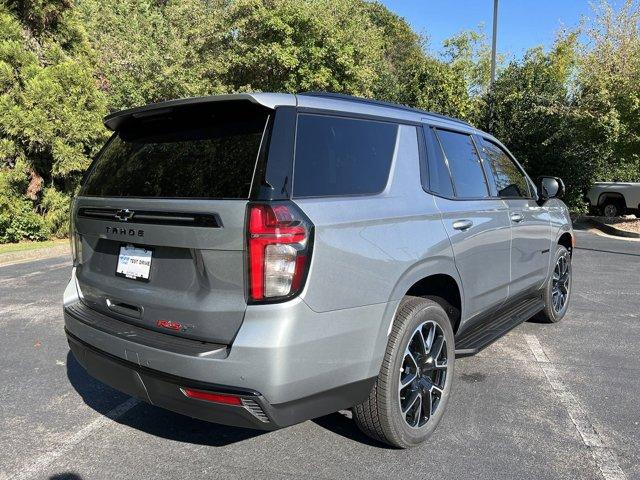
[180,388,242,405]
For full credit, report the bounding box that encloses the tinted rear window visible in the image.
[293,114,398,197]
[424,127,454,197]
[82,104,269,198]
[435,129,489,199]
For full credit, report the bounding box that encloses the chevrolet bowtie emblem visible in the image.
[114,209,135,222]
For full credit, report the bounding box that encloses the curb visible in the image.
[578,217,640,239]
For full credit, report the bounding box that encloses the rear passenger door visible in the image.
[478,138,552,296]
[425,127,511,320]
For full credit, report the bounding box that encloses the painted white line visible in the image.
[0,301,37,315]
[524,334,627,480]
[4,397,140,480]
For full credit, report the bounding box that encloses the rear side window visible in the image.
[424,127,454,197]
[293,114,398,197]
[82,104,269,198]
[435,129,489,199]
[481,139,531,198]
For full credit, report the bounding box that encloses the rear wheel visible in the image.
[353,296,455,448]
[601,200,623,218]
[535,245,571,323]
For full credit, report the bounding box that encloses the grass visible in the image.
[0,239,67,255]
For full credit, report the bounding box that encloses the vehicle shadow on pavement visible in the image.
[312,412,391,448]
[66,352,265,447]
[49,473,83,480]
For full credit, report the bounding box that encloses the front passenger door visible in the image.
[478,138,551,296]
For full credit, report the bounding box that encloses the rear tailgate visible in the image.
[72,100,271,344]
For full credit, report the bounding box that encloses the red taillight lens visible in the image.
[181,388,242,405]
[247,203,312,302]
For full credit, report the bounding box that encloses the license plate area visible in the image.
[116,244,153,282]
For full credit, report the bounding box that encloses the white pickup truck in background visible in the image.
[584,182,640,218]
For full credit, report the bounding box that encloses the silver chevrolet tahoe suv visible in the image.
[64,92,574,448]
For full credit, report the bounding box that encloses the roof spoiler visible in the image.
[103,93,296,131]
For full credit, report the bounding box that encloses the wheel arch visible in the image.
[558,231,573,255]
[386,257,464,334]
[405,274,462,334]
[597,192,627,208]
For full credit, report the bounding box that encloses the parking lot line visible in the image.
[524,334,627,480]
[4,397,140,480]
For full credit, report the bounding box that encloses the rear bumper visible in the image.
[63,268,385,429]
[67,330,276,429]
[66,327,375,429]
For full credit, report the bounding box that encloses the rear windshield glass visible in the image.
[293,114,398,197]
[82,103,269,199]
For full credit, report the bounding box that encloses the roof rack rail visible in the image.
[299,92,472,127]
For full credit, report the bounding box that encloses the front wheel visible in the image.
[535,245,572,323]
[353,296,455,448]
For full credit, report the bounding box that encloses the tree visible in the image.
[481,38,598,208]
[0,1,108,239]
[363,1,425,104]
[576,0,640,183]
[221,0,387,96]
[78,0,229,111]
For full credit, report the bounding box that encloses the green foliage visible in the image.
[481,42,590,207]
[78,0,228,111]
[221,0,385,95]
[442,28,494,97]
[406,57,474,119]
[354,1,424,103]
[1,0,639,242]
[0,1,107,243]
[482,1,640,209]
[0,161,49,242]
[41,186,70,237]
[576,0,640,184]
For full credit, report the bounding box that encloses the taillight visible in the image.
[247,202,313,302]
[69,199,82,266]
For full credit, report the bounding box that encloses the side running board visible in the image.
[454,295,545,358]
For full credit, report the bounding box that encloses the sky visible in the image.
[379,0,596,58]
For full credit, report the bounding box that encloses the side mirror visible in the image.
[536,176,565,203]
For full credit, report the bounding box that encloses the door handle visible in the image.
[510,213,524,223]
[452,219,474,231]
[106,298,143,319]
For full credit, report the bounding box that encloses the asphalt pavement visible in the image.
[0,229,638,480]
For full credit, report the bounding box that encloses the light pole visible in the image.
[490,0,498,87]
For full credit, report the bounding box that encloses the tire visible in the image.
[535,245,571,323]
[353,296,455,448]
[600,200,623,218]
